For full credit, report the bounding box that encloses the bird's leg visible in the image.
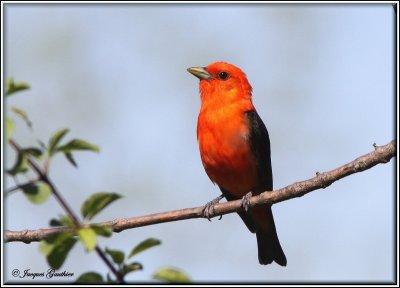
[202,194,224,221]
[241,191,253,213]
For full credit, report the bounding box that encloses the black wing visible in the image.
[245,110,273,193]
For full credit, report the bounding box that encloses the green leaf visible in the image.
[64,152,78,168]
[39,233,67,253]
[90,225,113,237]
[122,262,143,276]
[81,192,122,221]
[48,128,70,156]
[20,182,51,204]
[38,240,54,256]
[23,147,43,158]
[7,151,29,176]
[5,118,15,142]
[39,233,77,269]
[5,77,30,96]
[11,107,33,129]
[57,139,100,154]
[76,272,104,284]
[59,215,76,228]
[49,215,75,227]
[78,228,97,251]
[153,268,191,283]
[49,218,62,227]
[105,247,125,265]
[48,238,77,269]
[128,238,161,259]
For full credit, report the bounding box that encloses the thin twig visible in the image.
[5,140,396,244]
[5,180,38,196]
[9,140,81,225]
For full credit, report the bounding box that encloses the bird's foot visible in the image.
[202,195,224,221]
[241,191,253,213]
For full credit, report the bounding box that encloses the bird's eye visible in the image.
[218,71,230,80]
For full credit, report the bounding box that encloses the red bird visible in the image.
[188,62,286,266]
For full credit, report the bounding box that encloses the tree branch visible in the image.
[5,140,396,243]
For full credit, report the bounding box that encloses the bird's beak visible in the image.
[187,67,212,80]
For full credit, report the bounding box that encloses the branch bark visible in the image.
[5,140,396,243]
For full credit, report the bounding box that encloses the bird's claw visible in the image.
[203,195,224,221]
[241,191,253,213]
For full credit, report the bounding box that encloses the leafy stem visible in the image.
[8,138,124,283]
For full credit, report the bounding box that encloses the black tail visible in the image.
[220,188,286,265]
[256,208,287,266]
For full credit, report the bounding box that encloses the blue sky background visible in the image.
[4,3,395,283]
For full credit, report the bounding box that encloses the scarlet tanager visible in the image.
[188,62,286,266]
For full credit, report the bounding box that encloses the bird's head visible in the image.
[187,62,253,105]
